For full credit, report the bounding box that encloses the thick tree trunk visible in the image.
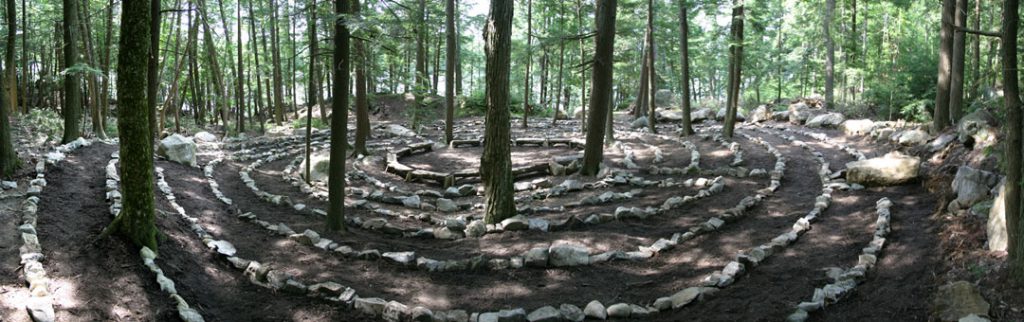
[824,0,835,109]
[933,0,955,131]
[1001,0,1023,283]
[678,0,693,136]
[722,0,744,139]
[521,0,531,128]
[61,0,82,143]
[4,0,14,114]
[581,0,616,176]
[949,0,967,123]
[481,0,515,224]
[445,0,456,142]
[352,0,370,157]
[327,0,349,232]
[0,0,15,176]
[115,0,158,251]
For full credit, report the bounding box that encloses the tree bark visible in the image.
[824,0,835,109]
[61,0,82,143]
[481,0,515,224]
[19,0,26,113]
[1001,0,1023,283]
[445,0,456,141]
[934,0,955,131]
[270,0,285,124]
[949,0,967,123]
[521,0,531,128]
[576,0,587,133]
[970,0,981,99]
[236,0,245,133]
[581,0,616,176]
[678,0,693,136]
[247,0,266,130]
[645,0,656,133]
[352,0,370,157]
[4,0,14,113]
[0,0,16,177]
[327,0,349,232]
[115,0,158,251]
[148,0,160,142]
[722,0,743,139]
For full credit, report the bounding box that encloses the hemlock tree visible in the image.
[722,0,744,139]
[61,0,82,144]
[678,0,693,136]
[114,0,158,251]
[581,0,616,176]
[1002,0,1023,283]
[824,0,835,109]
[0,42,15,178]
[521,0,532,129]
[481,0,515,224]
[352,0,370,157]
[933,0,955,131]
[444,0,456,142]
[326,0,350,232]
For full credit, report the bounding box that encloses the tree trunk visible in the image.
[4,0,14,114]
[582,0,616,176]
[824,0,835,109]
[148,0,160,143]
[521,0,531,128]
[933,0,955,131]
[445,0,457,141]
[481,0,515,224]
[576,0,587,133]
[678,0,693,136]
[248,0,266,130]
[0,0,15,176]
[19,0,26,113]
[949,0,967,123]
[1001,0,1023,283]
[633,36,649,117]
[970,0,981,99]
[454,0,462,96]
[61,0,82,143]
[114,0,158,251]
[352,0,370,157]
[722,0,743,139]
[552,1,566,125]
[270,0,285,124]
[236,0,245,133]
[414,0,427,127]
[327,0,349,232]
[645,0,656,133]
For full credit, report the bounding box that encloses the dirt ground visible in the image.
[3,111,985,322]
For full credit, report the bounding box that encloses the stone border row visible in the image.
[16,137,94,322]
[786,198,893,322]
[104,155,205,322]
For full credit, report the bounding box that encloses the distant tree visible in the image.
[678,0,693,136]
[521,0,532,129]
[481,0,515,224]
[933,0,954,131]
[824,0,835,108]
[0,0,16,178]
[352,0,370,156]
[445,0,456,142]
[271,0,286,124]
[645,0,656,134]
[722,0,744,139]
[326,0,350,232]
[948,0,967,122]
[581,0,616,176]
[112,0,157,251]
[61,0,82,143]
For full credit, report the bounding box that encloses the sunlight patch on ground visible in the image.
[0,283,32,322]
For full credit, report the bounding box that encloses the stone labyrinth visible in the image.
[10,116,942,321]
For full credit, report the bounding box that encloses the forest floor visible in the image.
[0,102,1018,322]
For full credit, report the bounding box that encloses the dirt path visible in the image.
[35,142,177,320]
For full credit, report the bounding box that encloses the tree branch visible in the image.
[954,25,1001,38]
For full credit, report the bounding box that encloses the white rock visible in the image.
[583,301,607,320]
[548,244,590,267]
[157,134,198,167]
[845,153,921,186]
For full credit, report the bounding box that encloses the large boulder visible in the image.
[895,129,931,146]
[299,152,331,182]
[630,117,650,129]
[988,179,1008,251]
[715,108,746,121]
[385,124,417,137]
[655,109,683,121]
[806,112,846,128]
[840,119,876,136]
[845,152,920,186]
[771,111,790,122]
[950,166,1000,209]
[193,131,219,143]
[655,89,678,107]
[933,281,990,322]
[157,134,197,167]
[747,105,772,123]
[957,109,998,149]
[788,102,812,124]
[691,108,712,122]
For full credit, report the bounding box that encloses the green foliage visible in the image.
[23,109,64,142]
[897,99,933,123]
[291,117,329,130]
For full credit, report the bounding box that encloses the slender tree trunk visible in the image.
[576,0,587,133]
[454,0,462,96]
[552,2,566,125]
[236,0,245,133]
[481,0,515,224]
[0,0,15,176]
[678,0,693,136]
[327,0,349,232]
[61,0,82,143]
[413,0,427,129]
[352,0,370,157]
[114,0,158,251]
[949,0,967,123]
[934,0,955,131]
[78,0,102,138]
[4,0,14,113]
[100,0,113,131]
[247,0,266,130]
[645,0,656,133]
[148,0,160,142]
[582,0,616,176]
[1001,0,1023,283]
[432,30,441,95]
[722,0,744,139]
[270,0,285,124]
[445,0,456,141]
[970,0,981,99]
[19,0,26,113]
[521,0,531,128]
[824,0,835,109]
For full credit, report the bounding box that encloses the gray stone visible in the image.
[402,195,422,208]
[282,279,307,294]
[786,309,808,322]
[670,287,702,309]
[382,301,410,322]
[840,119,876,135]
[952,166,999,208]
[1,180,16,190]
[934,281,990,322]
[523,247,549,267]
[583,301,607,320]
[748,105,772,123]
[558,304,584,322]
[354,297,388,316]
[846,153,921,186]
[308,281,346,296]
[988,179,1008,251]
[193,131,218,143]
[548,244,590,267]
[806,112,845,128]
[959,314,992,322]
[383,252,416,266]
[479,308,526,322]
[409,306,434,322]
[157,134,198,167]
[896,129,930,146]
[436,198,459,212]
[691,108,712,122]
[208,240,237,257]
[433,227,461,240]
[501,215,530,231]
[630,117,649,129]
[25,297,55,322]
[528,218,550,232]
[294,229,321,246]
[605,303,631,318]
[788,102,812,124]
[465,220,487,238]
[526,306,561,322]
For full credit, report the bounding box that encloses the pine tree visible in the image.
[326,0,350,232]
[61,0,82,143]
[481,0,515,224]
[581,0,616,176]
